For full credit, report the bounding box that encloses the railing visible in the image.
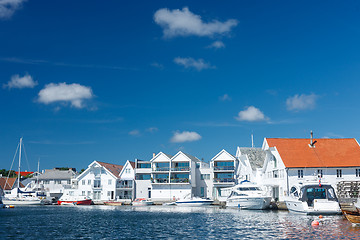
[92,185,102,189]
[152,167,170,172]
[213,178,235,183]
[170,178,190,183]
[171,167,190,171]
[151,178,169,183]
[117,185,133,189]
[214,166,235,171]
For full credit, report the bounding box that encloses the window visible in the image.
[87,191,91,197]
[298,170,303,178]
[108,179,112,185]
[88,180,91,185]
[200,187,205,198]
[136,174,151,180]
[69,191,74,196]
[356,169,360,177]
[317,169,323,178]
[44,180,50,184]
[125,169,130,174]
[201,174,210,180]
[337,169,342,178]
[55,180,61,184]
[67,180,71,184]
[82,191,85,196]
[273,170,279,178]
[94,180,101,188]
[107,191,111,196]
[137,163,151,168]
[82,180,85,185]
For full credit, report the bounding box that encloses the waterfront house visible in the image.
[24,168,77,199]
[117,160,135,201]
[236,147,267,184]
[0,177,24,196]
[262,137,360,202]
[134,158,152,199]
[150,151,206,202]
[69,161,123,202]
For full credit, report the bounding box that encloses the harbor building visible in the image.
[68,161,123,203]
[149,151,207,202]
[117,160,135,202]
[134,159,152,199]
[262,137,360,202]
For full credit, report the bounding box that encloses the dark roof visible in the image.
[129,161,135,169]
[97,161,123,177]
[37,169,77,180]
[239,147,266,169]
[0,177,24,190]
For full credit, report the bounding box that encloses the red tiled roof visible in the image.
[266,138,360,168]
[0,177,24,190]
[129,161,135,169]
[15,171,34,177]
[97,161,123,177]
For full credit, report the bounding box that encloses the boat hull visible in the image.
[132,201,153,206]
[175,200,213,207]
[285,199,341,215]
[226,197,271,210]
[104,201,123,206]
[2,199,44,205]
[343,211,360,225]
[57,199,92,205]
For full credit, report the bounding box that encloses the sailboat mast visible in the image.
[17,137,22,191]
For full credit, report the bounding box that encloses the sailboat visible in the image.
[2,138,44,205]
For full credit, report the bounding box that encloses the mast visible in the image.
[37,158,40,188]
[17,137,23,192]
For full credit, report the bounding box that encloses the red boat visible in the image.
[57,196,92,205]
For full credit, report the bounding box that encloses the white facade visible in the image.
[262,138,360,202]
[117,160,135,200]
[66,161,121,202]
[134,159,152,199]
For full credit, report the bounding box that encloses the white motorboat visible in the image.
[284,183,341,215]
[132,198,154,206]
[175,194,213,207]
[226,181,271,210]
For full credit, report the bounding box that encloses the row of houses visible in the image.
[2,137,360,203]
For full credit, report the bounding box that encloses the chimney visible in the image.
[310,130,313,145]
[153,153,156,158]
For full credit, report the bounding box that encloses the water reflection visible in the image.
[1,205,360,239]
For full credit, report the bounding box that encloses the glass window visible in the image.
[337,169,342,178]
[317,169,323,178]
[356,169,360,177]
[82,180,85,185]
[137,163,151,168]
[136,174,151,180]
[200,187,205,197]
[108,179,112,185]
[94,180,101,188]
[298,170,303,178]
[82,191,85,196]
[88,180,91,185]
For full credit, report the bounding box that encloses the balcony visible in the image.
[213,178,235,184]
[171,167,190,172]
[152,167,170,172]
[151,178,169,184]
[117,184,133,189]
[92,185,102,190]
[214,166,235,171]
[170,178,190,184]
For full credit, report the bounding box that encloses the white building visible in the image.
[134,159,152,199]
[68,161,123,202]
[150,151,206,202]
[262,137,360,202]
[117,160,135,200]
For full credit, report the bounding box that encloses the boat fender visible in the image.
[311,220,319,226]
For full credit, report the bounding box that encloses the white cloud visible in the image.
[0,0,26,19]
[208,40,225,49]
[174,57,214,71]
[286,93,318,111]
[219,94,231,101]
[146,127,158,133]
[151,62,164,69]
[171,131,202,143]
[235,106,268,122]
[3,73,37,89]
[154,7,238,38]
[129,129,141,136]
[37,82,94,108]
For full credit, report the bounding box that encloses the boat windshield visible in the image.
[237,187,261,191]
[300,185,338,202]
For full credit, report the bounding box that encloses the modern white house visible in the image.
[117,160,135,201]
[134,158,152,199]
[150,151,206,202]
[261,137,360,202]
[67,161,123,202]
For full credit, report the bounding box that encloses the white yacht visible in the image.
[175,194,213,207]
[284,183,341,215]
[226,181,271,210]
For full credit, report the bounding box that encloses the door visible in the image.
[148,188,151,199]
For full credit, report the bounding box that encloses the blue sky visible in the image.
[1,0,360,171]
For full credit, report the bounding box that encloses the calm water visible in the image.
[1,205,360,239]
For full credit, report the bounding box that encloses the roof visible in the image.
[15,171,34,177]
[129,161,135,169]
[238,147,266,169]
[266,138,360,168]
[182,152,200,162]
[97,161,123,177]
[37,169,77,180]
[0,177,24,190]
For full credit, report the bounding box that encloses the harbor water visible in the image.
[1,205,360,239]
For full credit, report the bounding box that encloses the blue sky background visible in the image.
[1,0,360,171]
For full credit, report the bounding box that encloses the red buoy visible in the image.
[311,220,319,226]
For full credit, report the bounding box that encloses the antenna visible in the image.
[251,134,254,148]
